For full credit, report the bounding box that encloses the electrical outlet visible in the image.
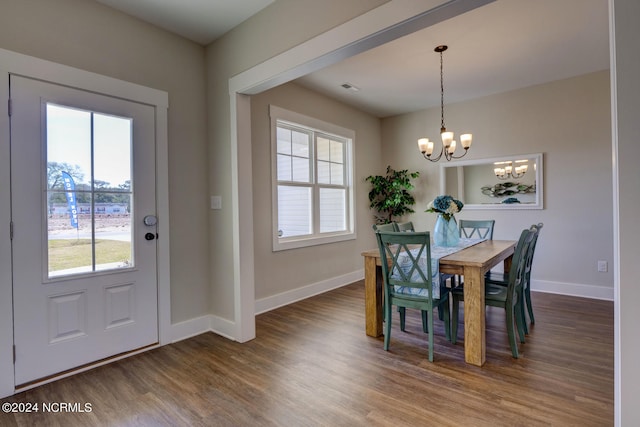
[597,260,608,272]
[210,195,222,210]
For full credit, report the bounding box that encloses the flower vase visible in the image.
[433,214,460,247]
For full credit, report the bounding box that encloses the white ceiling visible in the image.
[296,0,610,117]
[95,0,275,45]
[93,0,610,118]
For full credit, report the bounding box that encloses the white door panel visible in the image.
[11,75,158,385]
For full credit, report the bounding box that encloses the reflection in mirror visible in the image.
[440,153,543,210]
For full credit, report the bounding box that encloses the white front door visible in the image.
[10,75,159,385]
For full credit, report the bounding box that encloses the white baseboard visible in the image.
[170,314,238,343]
[208,315,237,341]
[531,279,614,301]
[169,271,365,343]
[170,315,213,343]
[254,270,364,315]
[168,273,614,345]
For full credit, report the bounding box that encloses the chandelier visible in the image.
[418,45,472,162]
[494,160,528,180]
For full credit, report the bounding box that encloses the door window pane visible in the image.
[46,103,133,277]
[93,113,132,191]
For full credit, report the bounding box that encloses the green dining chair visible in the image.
[391,220,452,332]
[394,221,415,232]
[451,219,496,289]
[451,226,535,358]
[374,230,451,362]
[392,221,418,329]
[485,223,543,334]
[374,222,414,330]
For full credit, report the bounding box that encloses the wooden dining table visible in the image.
[361,239,516,366]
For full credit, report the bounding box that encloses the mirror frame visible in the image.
[439,153,544,210]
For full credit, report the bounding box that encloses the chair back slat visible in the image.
[372,223,396,232]
[375,231,433,296]
[459,219,495,239]
[394,221,415,232]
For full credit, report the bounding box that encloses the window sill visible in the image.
[273,232,356,252]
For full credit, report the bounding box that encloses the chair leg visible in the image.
[506,304,519,358]
[398,307,406,331]
[519,292,529,336]
[384,303,392,351]
[442,298,451,342]
[421,310,428,333]
[427,308,434,362]
[437,274,451,321]
[515,301,526,344]
[525,286,535,325]
[451,296,460,345]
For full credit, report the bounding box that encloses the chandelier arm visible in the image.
[494,169,526,179]
[448,148,470,160]
[422,146,444,162]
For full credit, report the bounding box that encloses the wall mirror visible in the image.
[439,153,544,210]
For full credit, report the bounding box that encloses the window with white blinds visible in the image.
[270,105,355,251]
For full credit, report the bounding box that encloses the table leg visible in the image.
[463,265,486,366]
[504,256,512,274]
[364,256,383,337]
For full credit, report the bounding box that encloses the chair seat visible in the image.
[451,283,507,302]
[393,284,447,299]
[485,271,508,284]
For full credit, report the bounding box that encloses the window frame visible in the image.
[270,105,355,251]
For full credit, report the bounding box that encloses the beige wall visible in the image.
[205,0,389,319]
[3,0,636,420]
[0,0,210,323]
[250,82,381,299]
[382,71,613,293]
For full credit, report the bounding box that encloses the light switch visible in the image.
[211,196,222,210]
[597,260,608,272]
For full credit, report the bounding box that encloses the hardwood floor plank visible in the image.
[0,281,613,426]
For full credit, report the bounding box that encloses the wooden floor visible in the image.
[1,281,613,426]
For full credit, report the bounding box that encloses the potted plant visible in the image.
[366,166,419,224]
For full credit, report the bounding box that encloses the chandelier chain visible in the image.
[440,49,445,132]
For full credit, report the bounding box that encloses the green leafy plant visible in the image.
[366,166,420,224]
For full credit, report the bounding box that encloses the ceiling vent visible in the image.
[340,83,360,92]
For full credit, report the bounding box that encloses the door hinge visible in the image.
[7,99,12,117]
[10,221,13,240]
[13,345,16,363]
